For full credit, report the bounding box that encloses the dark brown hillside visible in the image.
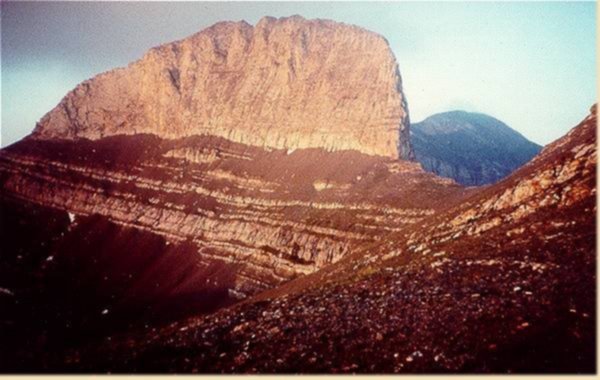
[0,198,241,371]
[70,105,596,373]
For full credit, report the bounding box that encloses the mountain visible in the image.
[0,14,595,374]
[74,105,596,373]
[0,15,433,310]
[0,16,461,371]
[411,111,542,186]
[31,15,413,160]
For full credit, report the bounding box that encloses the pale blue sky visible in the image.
[1,1,596,147]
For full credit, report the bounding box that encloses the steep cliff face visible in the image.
[411,111,542,185]
[82,106,596,373]
[31,16,413,160]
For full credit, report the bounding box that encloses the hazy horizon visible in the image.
[1,1,596,147]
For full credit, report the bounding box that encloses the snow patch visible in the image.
[0,287,15,297]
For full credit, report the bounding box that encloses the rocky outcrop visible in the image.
[411,111,541,185]
[31,16,413,160]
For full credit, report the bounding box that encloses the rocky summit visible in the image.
[31,15,413,160]
[0,14,595,375]
[411,111,542,186]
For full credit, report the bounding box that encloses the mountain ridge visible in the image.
[411,110,542,186]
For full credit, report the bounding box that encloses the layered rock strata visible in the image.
[0,135,462,298]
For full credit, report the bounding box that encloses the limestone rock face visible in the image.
[32,16,413,159]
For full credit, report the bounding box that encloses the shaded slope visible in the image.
[0,198,239,372]
[412,111,542,186]
[78,105,596,373]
